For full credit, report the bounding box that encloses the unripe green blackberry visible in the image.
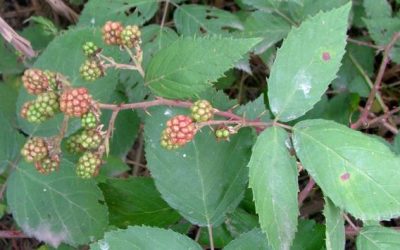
[21,137,48,163]
[35,155,59,174]
[22,69,49,95]
[43,70,58,90]
[121,25,141,48]
[160,115,196,149]
[81,112,98,129]
[80,59,103,81]
[65,132,85,154]
[23,92,60,123]
[102,21,123,45]
[191,100,214,122]
[215,127,231,140]
[60,87,92,117]
[82,41,99,57]
[76,152,102,179]
[78,129,103,150]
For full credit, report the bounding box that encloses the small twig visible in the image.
[368,107,400,125]
[99,54,138,70]
[343,214,359,233]
[104,109,120,155]
[298,177,316,206]
[0,231,29,239]
[194,227,201,242]
[160,0,170,29]
[352,32,400,129]
[347,38,384,50]
[123,46,145,78]
[132,131,144,175]
[207,224,215,250]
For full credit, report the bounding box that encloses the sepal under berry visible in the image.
[82,41,99,57]
[191,100,214,122]
[81,112,98,129]
[60,87,92,117]
[21,137,48,163]
[102,21,123,45]
[80,59,103,81]
[121,25,141,48]
[76,152,102,179]
[22,69,49,95]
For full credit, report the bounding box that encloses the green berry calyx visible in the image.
[191,100,214,122]
[82,41,99,57]
[60,87,93,117]
[121,25,141,48]
[160,115,196,150]
[76,152,102,179]
[80,59,104,81]
[21,137,48,163]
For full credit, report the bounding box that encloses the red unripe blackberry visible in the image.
[60,87,92,117]
[21,137,48,163]
[76,152,102,179]
[121,25,141,48]
[160,115,196,149]
[191,100,214,122]
[102,21,123,45]
[22,69,49,95]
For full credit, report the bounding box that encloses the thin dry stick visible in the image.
[0,231,29,239]
[347,38,384,50]
[132,131,144,175]
[352,32,400,129]
[45,0,79,23]
[298,177,316,206]
[207,224,215,250]
[343,214,359,233]
[104,109,120,155]
[0,17,36,58]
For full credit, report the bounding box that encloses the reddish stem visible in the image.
[0,231,29,238]
[352,32,400,129]
[298,177,316,206]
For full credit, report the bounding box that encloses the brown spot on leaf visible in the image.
[322,52,331,61]
[340,172,350,181]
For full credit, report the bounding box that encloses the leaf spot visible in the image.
[294,69,312,97]
[340,172,350,181]
[21,223,68,247]
[322,52,331,61]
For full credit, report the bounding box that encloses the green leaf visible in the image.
[291,219,325,250]
[225,208,259,238]
[198,225,234,248]
[293,119,400,220]
[364,17,400,46]
[144,107,253,226]
[0,112,24,173]
[174,4,243,36]
[0,37,24,74]
[224,228,271,250]
[236,94,271,122]
[363,0,392,19]
[324,197,345,250]
[78,0,158,27]
[99,177,181,228]
[7,160,108,247]
[240,11,291,54]
[145,37,260,99]
[356,226,400,249]
[90,226,202,250]
[248,127,298,250]
[288,0,350,22]
[267,3,350,121]
[17,27,120,136]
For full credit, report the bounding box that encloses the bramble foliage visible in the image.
[1,0,400,249]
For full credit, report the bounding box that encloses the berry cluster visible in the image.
[160,100,217,150]
[102,21,141,48]
[21,69,61,123]
[21,137,59,174]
